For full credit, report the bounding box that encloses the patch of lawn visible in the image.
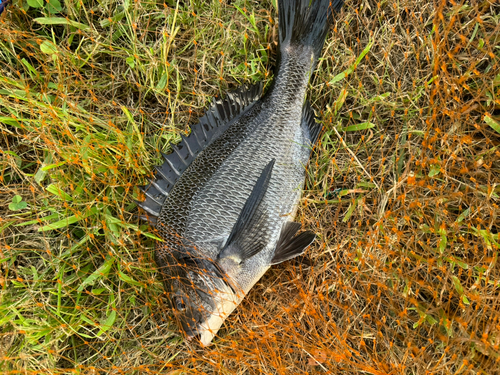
[1,0,499,373]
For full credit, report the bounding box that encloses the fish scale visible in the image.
[137,0,345,346]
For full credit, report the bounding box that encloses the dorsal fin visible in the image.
[136,83,264,219]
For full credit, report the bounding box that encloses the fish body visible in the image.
[138,0,344,346]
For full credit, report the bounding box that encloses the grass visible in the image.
[1,0,499,374]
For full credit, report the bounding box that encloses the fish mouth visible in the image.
[170,254,244,345]
[178,313,201,340]
[188,282,243,346]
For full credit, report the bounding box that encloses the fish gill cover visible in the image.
[1,0,499,374]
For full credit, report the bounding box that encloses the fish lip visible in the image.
[186,332,200,342]
[185,330,212,348]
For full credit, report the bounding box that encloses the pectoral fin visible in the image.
[218,159,275,263]
[270,221,316,265]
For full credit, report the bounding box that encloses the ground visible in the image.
[1,0,499,374]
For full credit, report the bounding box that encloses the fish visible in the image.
[137,0,345,346]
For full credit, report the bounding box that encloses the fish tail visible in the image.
[278,0,344,60]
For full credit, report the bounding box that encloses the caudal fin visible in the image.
[278,0,344,60]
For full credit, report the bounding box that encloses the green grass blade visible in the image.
[329,40,374,85]
[339,122,375,132]
[38,206,99,231]
[485,114,500,134]
[34,17,90,30]
[76,256,115,293]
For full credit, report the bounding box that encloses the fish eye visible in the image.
[173,296,186,311]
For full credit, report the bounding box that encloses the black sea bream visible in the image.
[138,0,345,346]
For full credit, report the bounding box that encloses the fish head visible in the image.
[165,251,243,346]
[169,288,204,339]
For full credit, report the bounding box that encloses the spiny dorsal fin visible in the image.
[136,83,264,220]
[218,159,275,264]
[270,221,316,265]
